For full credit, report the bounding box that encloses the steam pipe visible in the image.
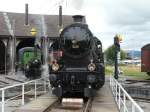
[25,4,29,25]
[59,5,62,28]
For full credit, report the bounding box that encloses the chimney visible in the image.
[25,4,29,25]
[59,5,62,27]
[72,15,84,23]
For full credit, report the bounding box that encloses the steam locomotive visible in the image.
[49,16,105,97]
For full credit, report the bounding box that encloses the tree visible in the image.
[104,45,127,64]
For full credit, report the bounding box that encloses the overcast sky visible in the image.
[0,0,150,50]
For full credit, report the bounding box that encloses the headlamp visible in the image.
[88,63,96,71]
[52,63,59,71]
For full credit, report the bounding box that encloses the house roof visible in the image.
[0,12,86,38]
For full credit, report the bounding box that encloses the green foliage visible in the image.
[104,45,127,64]
[104,45,115,64]
[105,65,149,80]
[120,50,127,60]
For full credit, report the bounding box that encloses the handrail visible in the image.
[110,76,144,112]
[0,78,44,90]
[0,76,50,112]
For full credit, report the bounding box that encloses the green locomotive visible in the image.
[18,47,42,79]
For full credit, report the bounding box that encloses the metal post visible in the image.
[114,48,119,79]
[115,83,117,101]
[22,84,25,105]
[5,42,7,75]
[111,77,114,94]
[132,104,135,112]
[44,78,47,93]
[2,89,5,112]
[112,78,114,94]
[114,35,120,79]
[35,80,37,99]
[111,78,114,94]
[123,93,126,112]
[119,86,121,110]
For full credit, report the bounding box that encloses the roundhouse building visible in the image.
[0,12,85,75]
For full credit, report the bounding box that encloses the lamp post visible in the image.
[114,34,123,79]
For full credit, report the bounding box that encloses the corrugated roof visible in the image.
[0,12,86,38]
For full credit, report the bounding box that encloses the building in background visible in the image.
[0,12,86,74]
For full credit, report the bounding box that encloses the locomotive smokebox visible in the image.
[72,15,84,23]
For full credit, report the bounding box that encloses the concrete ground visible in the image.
[91,81,119,112]
[14,93,57,112]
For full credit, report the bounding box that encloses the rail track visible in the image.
[123,79,150,102]
[134,97,150,103]
[83,98,93,112]
[125,79,150,84]
[43,98,93,112]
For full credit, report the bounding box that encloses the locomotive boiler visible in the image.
[49,15,105,97]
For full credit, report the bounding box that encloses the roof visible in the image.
[0,12,86,38]
[142,44,150,50]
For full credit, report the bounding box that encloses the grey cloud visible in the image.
[97,0,150,50]
[121,31,150,50]
[81,0,150,50]
[100,0,150,26]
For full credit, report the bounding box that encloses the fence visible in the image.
[0,77,50,112]
[110,76,144,112]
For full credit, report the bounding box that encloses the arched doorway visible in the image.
[16,38,35,52]
[16,38,35,65]
[0,40,6,74]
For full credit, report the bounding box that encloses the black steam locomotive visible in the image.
[49,16,105,98]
